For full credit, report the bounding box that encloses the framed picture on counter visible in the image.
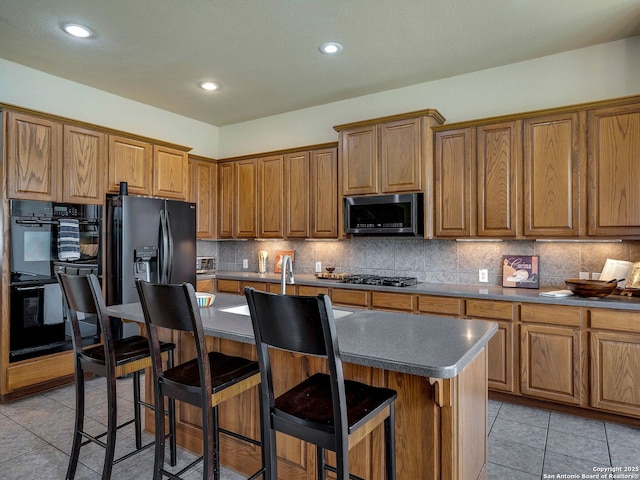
[274,250,295,273]
[502,255,539,289]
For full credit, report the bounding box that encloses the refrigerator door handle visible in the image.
[165,208,174,282]
[160,209,170,283]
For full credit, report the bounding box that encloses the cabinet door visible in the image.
[190,159,216,239]
[523,113,585,237]
[154,145,188,200]
[380,118,422,193]
[311,148,338,238]
[235,159,258,238]
[217,162,234,239]
[340,125,378,195]
[6,112,62,201]
[108,135,153,195]
[258,155,284,238]
[62,125,106,205]
[466,299,516,393]
[591,330,640,416]
[521,323,582,404]
[434,128,475,237]
[587,103,640,236]
[285,151,310,238]
[476,121,521,237]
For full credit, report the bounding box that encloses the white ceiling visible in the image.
[1,0,639,127]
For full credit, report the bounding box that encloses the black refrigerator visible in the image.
[106,195,196,337]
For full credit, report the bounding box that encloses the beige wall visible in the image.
[218,35,640,157]
[1,35,639,159]
[0,58,219,157]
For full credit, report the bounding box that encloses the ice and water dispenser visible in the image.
[134,246,158,283]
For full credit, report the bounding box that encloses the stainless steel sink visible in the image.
[219,304,353,318]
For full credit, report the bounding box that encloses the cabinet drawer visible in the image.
[590,309,640,333]
[242,281,268,292]
[466,300,514,321]
[371,292,415,312]
[418,295,462,316]
[298,285,329,296]
[217,279,241,294]
[330,289,369,307]
[196,278,214,293]
[267,283,295,295]
[521,304,582,327]
[7,351,75,391]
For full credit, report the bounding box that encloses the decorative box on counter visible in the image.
[502,255,539,289]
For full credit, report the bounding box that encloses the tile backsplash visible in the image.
[198,239,640,288]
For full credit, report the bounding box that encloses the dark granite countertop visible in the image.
[206,271,640,311]
[107,292,497,379]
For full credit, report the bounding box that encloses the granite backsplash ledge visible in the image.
[197,239,640,289]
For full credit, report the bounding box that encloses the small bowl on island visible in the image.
[564,279,618,298]
[195,292,216,307]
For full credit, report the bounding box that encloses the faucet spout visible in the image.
[280,255,295,294]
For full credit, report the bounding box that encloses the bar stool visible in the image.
[244,287,397,480]
[136,280,265,480]
[57,273,176,480]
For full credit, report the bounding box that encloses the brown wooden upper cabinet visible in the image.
[108,135,188,200]
[587,102,640,237]
[5,111,106,205]
[234,158,258,238]
[433,120,521,238]
[335,111,444,196]
[523,112,585,237]
[62,125,106,205]
[434,127,475,237]
[217,161,234,239]
[285,147,338,239]
[190,156,217,239]
[284,150,310,238]
[258,155,284,238]
[311,147,338,238]
[108,135,153,196]
[153,145,189,200]
[6,111,62,201]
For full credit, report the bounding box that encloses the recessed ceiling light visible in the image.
[62,23,93,38]
[199,81,221,91]
[319,42,343,55]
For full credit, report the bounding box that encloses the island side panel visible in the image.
[440,348,488,480]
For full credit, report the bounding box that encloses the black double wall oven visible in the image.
[9,200,102,362]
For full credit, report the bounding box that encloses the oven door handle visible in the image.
[15,285,46,291]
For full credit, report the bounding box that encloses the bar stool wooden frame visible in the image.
[136,280,265,480]
[57,272,176,480]
[244,287,397,480]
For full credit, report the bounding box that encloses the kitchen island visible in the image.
[108,292,497,480]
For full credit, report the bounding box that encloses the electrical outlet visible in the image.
[579,271,589,280]
[479,269,488,283]
[592,272,601,280]
[315,262,322,273]
[242,259,248,269]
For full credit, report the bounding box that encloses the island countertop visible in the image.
[107,292,497,379]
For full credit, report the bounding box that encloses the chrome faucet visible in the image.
[280,255,295,294]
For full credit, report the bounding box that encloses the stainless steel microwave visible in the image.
[344,193,424,236]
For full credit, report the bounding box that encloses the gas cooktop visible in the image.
[340,275,419,288]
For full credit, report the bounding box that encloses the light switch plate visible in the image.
[242,259,248,269]
[579,271,589,279]
[315,262,322,273]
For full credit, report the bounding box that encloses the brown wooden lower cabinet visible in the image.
[146,330,488,480]
[465,299,517,394]
[590,309,640,417]
[195,278,214,293]
[520,323,583,404]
